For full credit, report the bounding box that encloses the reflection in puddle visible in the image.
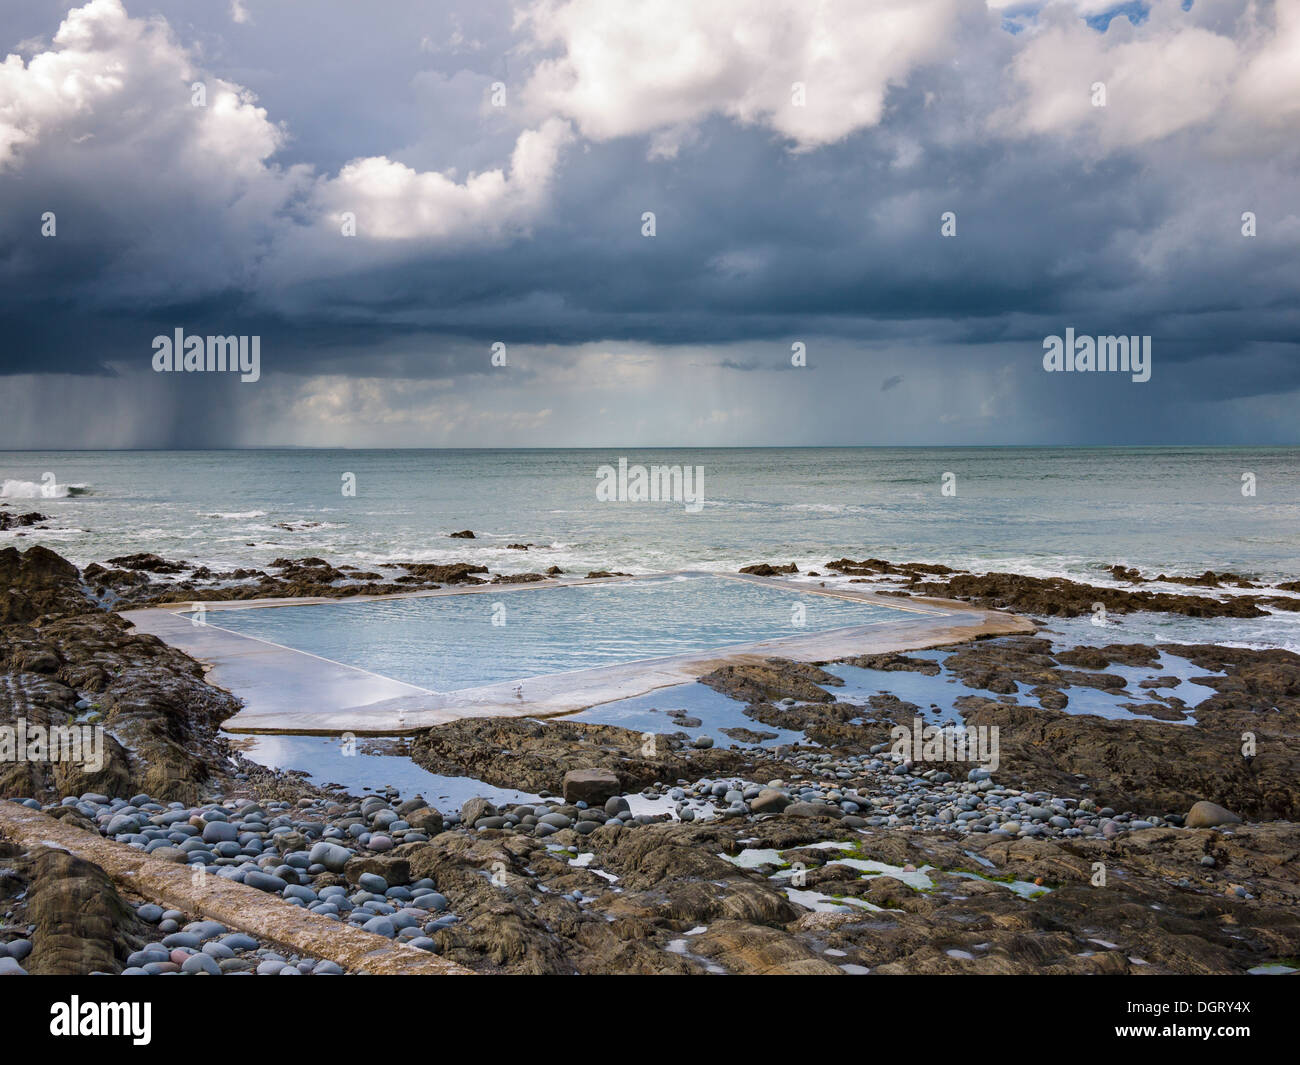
[230,731,541,807]
[824,645,1221,727]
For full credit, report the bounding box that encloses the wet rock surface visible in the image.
[0,842,146,975]
[934,638,1300,820]
[810,556,1300,619]
[23,787,1293,975]
[0,511,49,533]
[700,659,843,704]
[84,555,505,605]
[410,717,759,797]
[0,545,87,623]
[2,547,1299,975]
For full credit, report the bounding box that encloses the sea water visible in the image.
[4,446,1297,647]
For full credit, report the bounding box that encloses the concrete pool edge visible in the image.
[119,572,1035,735]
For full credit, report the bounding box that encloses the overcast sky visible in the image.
[1,0,1297,448]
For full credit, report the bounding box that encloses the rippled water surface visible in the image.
[4,447,1295,582]
[207,574,899,691]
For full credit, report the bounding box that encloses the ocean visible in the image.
[3,447,1296,585]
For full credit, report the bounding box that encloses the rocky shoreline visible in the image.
[2,544,1299,974]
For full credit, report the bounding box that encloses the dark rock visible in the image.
[562,769,622,805]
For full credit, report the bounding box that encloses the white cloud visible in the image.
[995,0,1300,150]
[1232,0,1300,126]
[315,118,573,241]
[985,0,1119,14]
[518,0,963,152]
[0,0,573,305]
[0,0,255,171]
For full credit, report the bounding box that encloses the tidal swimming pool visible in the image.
[204,574,902,693]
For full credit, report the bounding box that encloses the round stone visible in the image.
[357,872,388,894]
[202,821,239,844]
[361,916,396,938]
[244,870,288,893]
[308,841,352,873]
[161,932,203,949]
[181,952,222,975]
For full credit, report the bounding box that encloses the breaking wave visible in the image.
[0,478,92,499]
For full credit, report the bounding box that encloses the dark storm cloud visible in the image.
[0,0,1297,446]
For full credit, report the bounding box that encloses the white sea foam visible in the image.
[1,478,91,499]
[3,449,1297,608]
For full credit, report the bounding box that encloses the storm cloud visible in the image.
[0,0,1297,446]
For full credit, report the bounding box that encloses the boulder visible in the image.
[406,807,444,835]
[1185,801,1242,829]
[750,789,792,814]
[562,769,622,805]
[23,847,145,974]
[459,798,497,826]
[0,545,86,624]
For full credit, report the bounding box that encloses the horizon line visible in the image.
[1,443,1298,454]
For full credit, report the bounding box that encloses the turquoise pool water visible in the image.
[204,574,900,692]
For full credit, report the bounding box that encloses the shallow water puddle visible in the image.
[781,887,884,913]
[951,870,1051,899]
[824,643,1223,727]
[623,791,717,822]
[827,858,935,891]
[665,937,727,973]
[567,852,620,882]
[719,848,786,870]
[572,680,807,748]
[230,732,541,806]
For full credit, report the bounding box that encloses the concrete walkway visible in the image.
[121,572,1033,735]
